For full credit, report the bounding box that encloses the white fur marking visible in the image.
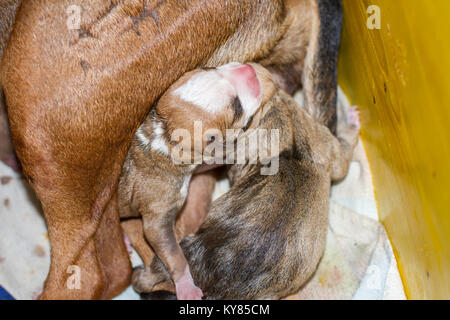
[150,120,169,156]
[180,175,192,199]
[136,127,151,147]
[173,72,235,114]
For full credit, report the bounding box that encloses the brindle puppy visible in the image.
[133,65,360,299]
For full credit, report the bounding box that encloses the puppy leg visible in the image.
[123,219,176,295]
[132,256,172,294]
[175,171,217,239]
[142,207,203,300]
[126,172,216,296]
[121,218,155,267]
[330,106,360,181]
[165,171,216,297]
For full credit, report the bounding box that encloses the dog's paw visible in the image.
[175,281,204,300]
[347,106,360,130]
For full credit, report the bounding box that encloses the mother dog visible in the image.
[0,0,342,299]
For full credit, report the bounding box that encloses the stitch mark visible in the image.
[71,2,116,45]
[149,8,160,25]
[131,4,152,36]
[78,27,94,39]
[97,2,117,22]
[123,1,167,36]
[80,60,91,73]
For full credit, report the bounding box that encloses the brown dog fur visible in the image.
[133,65,359,299]
[0,0,342,299]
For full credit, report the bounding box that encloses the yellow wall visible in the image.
[339,0,450,299]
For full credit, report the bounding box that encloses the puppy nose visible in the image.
[218,63,261,99]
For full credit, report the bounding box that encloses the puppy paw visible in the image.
[347,106,360,130]
[175,281,204,300]
[131,266,157,294]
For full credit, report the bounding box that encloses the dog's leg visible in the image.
[94,193,132,300]
[121,218,174,294]
[35,163,126,299]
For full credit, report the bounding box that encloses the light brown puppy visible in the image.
[132,64,360,299]
[119,62,270,299]
[1,0,342,299]
[121,169,219,272]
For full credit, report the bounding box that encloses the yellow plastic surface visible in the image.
[339,0,450,299]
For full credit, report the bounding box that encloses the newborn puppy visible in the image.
[133,64,360,300]
[118,62,272,300]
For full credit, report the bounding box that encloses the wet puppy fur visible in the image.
[133,65,359,300]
